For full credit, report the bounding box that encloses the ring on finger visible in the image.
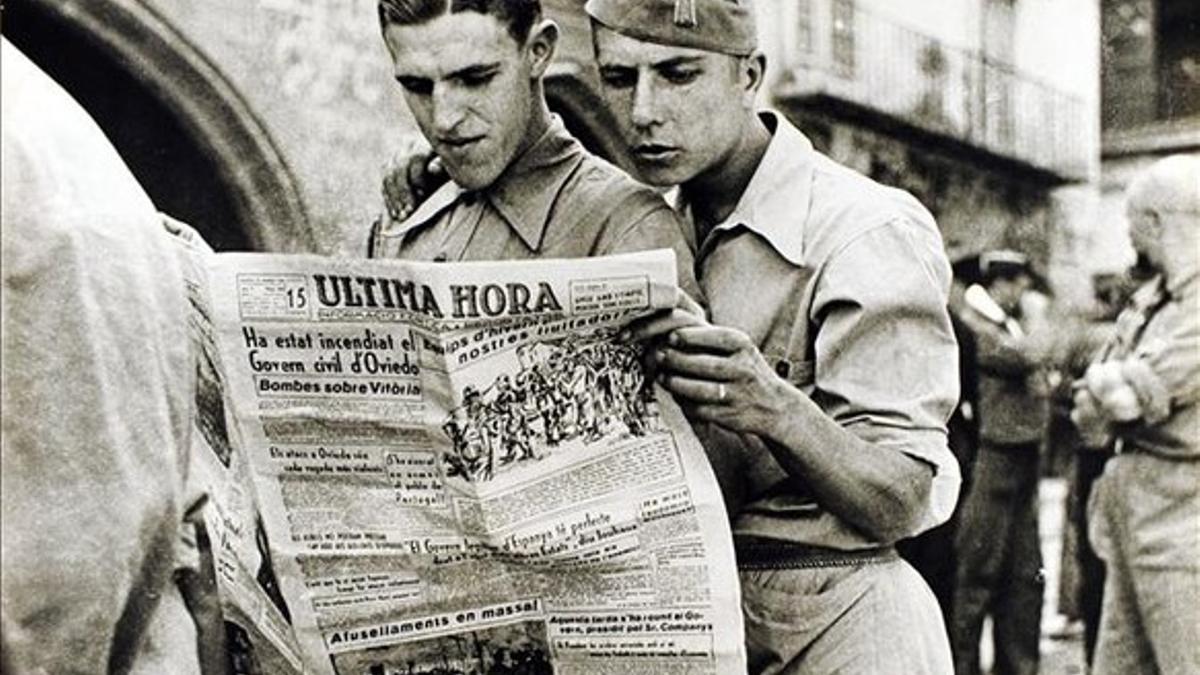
[717,383,727,402]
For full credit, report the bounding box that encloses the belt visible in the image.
[735,539,898,570]
[1114,437,1200,461]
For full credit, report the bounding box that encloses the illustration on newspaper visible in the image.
[182,247,746,675]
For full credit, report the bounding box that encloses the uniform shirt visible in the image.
[1099,273,1200,459]
[685,112,961,550]
[1,39,199,674]
[958,291,1049,445]
[370,116,699,298]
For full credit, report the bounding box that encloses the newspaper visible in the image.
[193,248,745,674]
[171,220,308,672]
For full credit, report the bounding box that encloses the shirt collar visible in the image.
[387,115,584,252]
[681,111,815,266]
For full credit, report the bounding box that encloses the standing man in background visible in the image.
[1070,154,1200,675]
[951,250,1050,675]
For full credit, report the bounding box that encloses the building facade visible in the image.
[754,0,1104,303]
[4,0,1130,307]
[1099,0,1200,266]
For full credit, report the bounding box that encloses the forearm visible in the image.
[760,385,934,544]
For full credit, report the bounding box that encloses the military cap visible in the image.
[584,0,758,56]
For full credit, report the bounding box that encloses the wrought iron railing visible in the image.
[773,0,1091,180]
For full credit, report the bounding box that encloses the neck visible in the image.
[517,85,553,158]
[1162,238,1200,294]
[680,111,772,237]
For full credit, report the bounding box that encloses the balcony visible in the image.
[772,0,1091,182]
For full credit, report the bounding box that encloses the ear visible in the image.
[740,51,767,106]
[526,19,559,79]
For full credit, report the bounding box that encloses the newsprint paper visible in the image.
[182,244,746,675]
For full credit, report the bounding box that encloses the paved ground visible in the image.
[1037,478,1088,675]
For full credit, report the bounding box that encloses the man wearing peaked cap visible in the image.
[584,0,758,56]
[598,0,960,672]
[952,249,1050,675]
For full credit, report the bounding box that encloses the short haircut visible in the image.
[378,0,542,44]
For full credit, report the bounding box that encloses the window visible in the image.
[1102,0,1199,128]
[796,0,813,57]
[1102,0,1158,128]
[1157,0,1200,120]
[832,0,856,74]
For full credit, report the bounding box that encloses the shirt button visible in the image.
[775,360,791,378]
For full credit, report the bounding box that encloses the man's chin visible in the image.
[630,161,690,189]
[443,164,499,192]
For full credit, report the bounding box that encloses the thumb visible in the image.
[427,155,446,178]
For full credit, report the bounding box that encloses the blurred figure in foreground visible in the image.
[1071,154,1200,675]
[1,39,201,674]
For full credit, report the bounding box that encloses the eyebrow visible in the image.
[598,55,706,70]
[446,62,502,79]
[394,62,502,83]
[653,56,705,69]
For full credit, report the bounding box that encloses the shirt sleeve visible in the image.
[810,219,962,532]
[957,303,1041,377]
[1119,298,1200,424]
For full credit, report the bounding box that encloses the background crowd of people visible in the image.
[898,154,1198,675]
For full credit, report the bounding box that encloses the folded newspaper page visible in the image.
[200,249,745,674]
[171,219,307,673]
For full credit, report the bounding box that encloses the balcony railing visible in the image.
[772,0,1091,181]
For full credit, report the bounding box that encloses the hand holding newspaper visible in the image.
[181,247,745,674]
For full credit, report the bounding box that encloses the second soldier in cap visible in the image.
[597,0,960,672]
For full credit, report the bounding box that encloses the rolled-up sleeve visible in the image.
[810,219,962,531]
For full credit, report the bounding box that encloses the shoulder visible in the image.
[805,152,942,265]
[548,150,684,254]
[565,151,672,219]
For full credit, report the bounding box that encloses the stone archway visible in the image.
[4,0,313,251]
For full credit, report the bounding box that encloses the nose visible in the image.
[630,76,662,129]
[431,84,466,136]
